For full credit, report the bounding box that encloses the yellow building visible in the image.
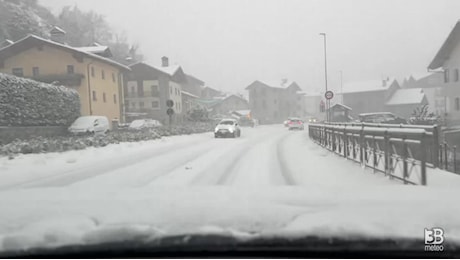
[0,35,130,126]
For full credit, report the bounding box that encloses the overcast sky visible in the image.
[40,0,460,95]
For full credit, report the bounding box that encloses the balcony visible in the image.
[31,73,84,87]
[125,91,160,98]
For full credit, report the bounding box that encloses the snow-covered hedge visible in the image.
[0,73,80,126]
[0,122,215,158]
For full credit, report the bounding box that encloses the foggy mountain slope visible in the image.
[0,0,140,64]
[0,0,55,42]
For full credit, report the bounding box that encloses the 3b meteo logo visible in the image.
[425,228,444,252]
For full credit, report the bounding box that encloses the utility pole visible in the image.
[319,33,329,122]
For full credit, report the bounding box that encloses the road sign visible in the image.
[166,99,174,108]
[325,90,334,100]
[167,108,175,116]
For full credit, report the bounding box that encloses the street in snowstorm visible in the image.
[1,126,460,253]
[0,125,391,189]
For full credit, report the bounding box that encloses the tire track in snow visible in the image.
[215,129,296,187]
[1,136,210,190]
[275,132,298,185]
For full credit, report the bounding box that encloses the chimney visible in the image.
[161,56,169,67]
[50,26,66,44]
[382,79,387,87]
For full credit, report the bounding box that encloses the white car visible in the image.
[129,119,163,130]
[214,119,241,138]
[68,116,110,135]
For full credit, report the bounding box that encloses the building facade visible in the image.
[428,20,460,126]
[210,95,249,115]
[0,35,129,125]
[125,58,186,124]
[342,78,400,117]
[245,79,303,124]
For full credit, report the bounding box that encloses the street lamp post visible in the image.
[319,33,329,122]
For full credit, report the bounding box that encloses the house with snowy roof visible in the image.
[245,79,304,123]
[341,78,400,117]
[385,88,428,118]
[201,86,222,99]
[194,93,249,116]
[0,32,130,125]
[428,20,460,126]
[402,72,444,116]
[125,57,187,123]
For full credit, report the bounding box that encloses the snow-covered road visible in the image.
[1,125,460,251]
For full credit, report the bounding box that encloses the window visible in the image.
[12,68,23,77]
[274,99,277,104]
[92,91,97,101]
[152,101,159,108]
[151,85,159,96]
[262,99,267,109]
[101,70,105,79]
[170,87,173,95]
[139,101,144,108]
[444,69,450,83]
[67,65,74,74]
[113,94,117,104]
[131,86,135,94]
[32,67,39,77]
[456,97,460,111]
[455,69,459,82]
[91,67,95,77]
[125,100,129,107]
[132,102,136,108]
[112,73,116,83]
[103,92,106,103]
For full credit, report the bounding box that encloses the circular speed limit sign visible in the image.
[325,90,334,100]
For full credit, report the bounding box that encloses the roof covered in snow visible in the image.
[74,45,112,57]
[181,90,199,98]
[341,78,397,94]
[258,79,295,88]
[429,20,460,70]
[0,35,130,71]
[156,65,181,76]
[385,88,426,105]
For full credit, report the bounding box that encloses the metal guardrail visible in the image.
[308,123,438,186]
[325,122,440,167]
[439,142,459,174]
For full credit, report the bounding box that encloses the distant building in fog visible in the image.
[245,79,303,124]
[402,73,444,116]
[201,86,222,99]
[341,78,400,117]
[125,57,186,123]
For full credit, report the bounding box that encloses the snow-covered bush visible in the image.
[0,73,80,126]
[0,121,215,158]
[409,104,441,125]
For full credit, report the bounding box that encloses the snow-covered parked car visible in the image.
[68,116,110,135]
[129,119,163,130]
[358,112,407,125]
[214,119,241,138]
